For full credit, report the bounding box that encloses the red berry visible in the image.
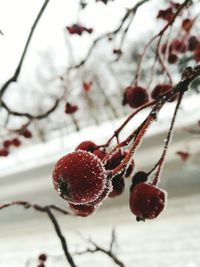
[129,182,166,221]
[131,171,148,190]
[68,203,95,217]
[108,174,125,198]
[3,140,12,148]
[22,129,32,138]
[176,151,190,161]
[157,8,174,22]
[181,18,193,32]
[125,86,149,109]
[52,150,107,204]
[124,159,135,178]
[188,36,199,51]
[168,53,178,64]
[66,24,93,35]
[76,140,97,153]
[82,81,93,92]
[12,138,21,147]
[38,253,47,262]
[105,150,126,170]
[65,102,78,114]
[0,148,9,157]
[151,84,176,102]
[171,39,187,53]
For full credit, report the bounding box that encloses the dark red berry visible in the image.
[105,150,126,170]
[129,182,166,221]
[151,84,176,102]
[68,203,95,217]
[66,24,93,35]
[37,264,45,267]
[65,102,78,114]
[22,129,32,138]
[182,18,193,32]
[52,150,107,204]
[157,8,174,22]
[76,140,97,153]
[0,148,9,157]
[131,171,148,190]
[3,140,12,148]
[38,253,47,262]
[125,86,149,109]
[193,43,200,62]
[176,151,190,161]
[168,53,178,64]
[12,138,21,147]
[108,174,125,198]
[124,159,135,178]
[188,36,199,51]
[171,39,187,53]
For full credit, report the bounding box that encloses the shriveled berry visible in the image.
[125,86,149,109]
[176,151,190,161]
[76,140,97,152]
[69,203,95,217]
[171,39,187,53]
[38,253,47,262]
[37,264,45,267]
[82,81,93,92]
[129,182,166,220]
[157,8,174,21]
[66,24,93,35]
[108,174,125,198]
[124,159,135,178]
[52,150,107,204]
[193,43,200,62]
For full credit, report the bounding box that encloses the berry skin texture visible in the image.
[125,86,149,109]
[52,150,107,204]
[129,182,166,221]
[68,203,95,217]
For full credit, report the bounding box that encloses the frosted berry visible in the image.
[108,174,125,198]
[52,150,107,204]
[129,182,166,221]
[151,84,176,102]
[105,150,126,170]
[93,149,106,160]
[76,140,97,152]
[125,86,149,109]
[69,203,95,217]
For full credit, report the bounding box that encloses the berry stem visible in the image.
[152,91,184,186]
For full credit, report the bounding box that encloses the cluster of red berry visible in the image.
[0,129,32,157]
[52,140,165,220]
[66,24,93,36]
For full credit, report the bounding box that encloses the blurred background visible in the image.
[0,0,200,266]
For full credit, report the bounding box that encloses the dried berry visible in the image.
[131,171,148,190]
[176,151,190,161]
[171,39,187,53]
[168,53,178,64]
[22,129,32,138]
[66,24,93,35]
[129,182,166,221]
[188,36,199,51]
[83,81,93,92]
[157,8,174,22]
[3,140,12,148]
[52,150,107,204]
[125,86,149,109]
